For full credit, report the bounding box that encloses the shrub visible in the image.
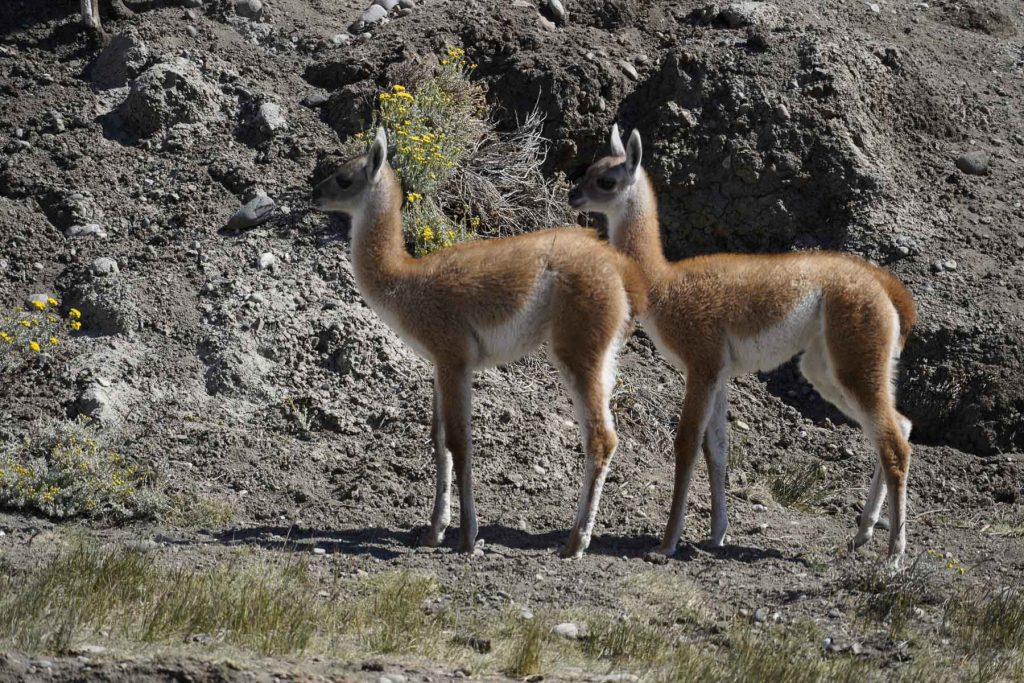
[0,298,81,373]
[359,46,571,255]
[0,417,159,520]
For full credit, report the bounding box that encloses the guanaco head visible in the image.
[568,124,643,220]
[312,127,391,221]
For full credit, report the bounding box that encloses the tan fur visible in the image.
[314,129,643,556]
[571,127,917,560]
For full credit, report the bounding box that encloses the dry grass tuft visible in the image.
[768,459,831,512]
[504,615,545,676]
[848,553,940,639]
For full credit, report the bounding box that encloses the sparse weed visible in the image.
[504,615,545,676]
[945,588,1024,655]
[768,459,830,511]
[0,298,81,373]
[581,614,668,665]
[986,506,1024,539]
[165,493,236,529]
[849,553,940,639]
[350,571,444,654]
[0,417,158,520]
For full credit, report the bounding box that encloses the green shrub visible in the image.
[0,418,158,520]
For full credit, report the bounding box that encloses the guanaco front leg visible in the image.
[437,363,478,552]
[703,384,729,547]
[422,371,452,547]
[657,372,720,556]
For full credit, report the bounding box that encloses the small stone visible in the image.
[302,92,329,107]
[828,607,842,618]
[956,151,990,175]
[235,0,263,19]
[851,642,864,656]
[753,607,768,623]
[552,622,584,640]
[91,257,119,276]
[65,223,107,238]
[537,14,557,31]
[533,464,546,475]
[734,420,751,431]
[227,194,276,230]
[249,292,267,305]
[185,25,198,37]
[398,0,415,7]
[618,60,639,80]
[942,259,958,271]
[47,111,66,133]
[360,4,387,25]
[930,260,945,274]
[547,0,566,23]
[867,3,880,13]
[395,8,412,16]
[519,607,534,620]
[774,103,790,121]
[329,33,351,45]
[313,547,327,555]
[374,0,399,9]
[74,645,108,655]
[257,102,287,133]
[258,252,277,270]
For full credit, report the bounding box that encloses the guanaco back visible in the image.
[313,128,646,557]
[569,125,916,560]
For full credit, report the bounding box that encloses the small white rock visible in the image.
[552,622,584,640]
[734,420,751,431]
[257,252,277,270]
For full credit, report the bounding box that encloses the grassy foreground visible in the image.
[0,541,1022,681]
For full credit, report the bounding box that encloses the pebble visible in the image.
[379,676,407,683]
[329,33,351,46]
[258,252,277,270]
[360,4,388,25]
[234,0,263,19]
[375,0,399,9]
[47,110,66,133]
[302,92,329,107]
[185,25,198,37]
[547,0,566,23]
[65,223,107,238]
[597,675,639,683]
[753,607,768,623]
[942,259,958,271]
[398,0,415,7]
[552,622,584,640]
[227,194,276,230]
[618,60,639,80]
[91,257,119,276]
[313,547,327,555]
[395,8,412,16]
[956,151,990,175]
[257,102,287,133]
[774,103,791,121]
[734,420,751,431]
[867,3,880,13]
[249,292,267,305]
[519,607,534,620]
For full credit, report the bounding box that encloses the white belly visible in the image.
[727,290,823,375]
[641,312,688,370]
[472,271,554,367]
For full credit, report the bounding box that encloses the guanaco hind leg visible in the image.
[422,370,453,547]
[436,364,477,552]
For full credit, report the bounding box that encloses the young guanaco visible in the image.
[569,125,916,560]
[313,128,646,557]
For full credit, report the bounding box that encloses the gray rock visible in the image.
[227,194,276,230]
[91,29,150,89]
[753,607,768,623]
[119,58,219,137]
[867,3,880,13]
[65,223,108,238]
[942,259,958,271]
[360,4,387,25]
[235,0,263,19]
[91,257,119,277]
[257,252,277,270]
[956,151,990,175]
[395,8,412,16]
[78,384,115,422]
[185,25,199,37]
[618,60,639,80]
[547,0,566,23]
[26,294,51,310]
[720,2,781,30]
[375,0,399,9]
[47,111,66,133]
[302,92,329,107]
[552,622,584,640]
[257,102,287,133]
[181,0,203,6]
[330,33,351,45]
[398,0,415,7]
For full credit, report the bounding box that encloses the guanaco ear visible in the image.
[368,126,388,183]
[609,123,626,157]
[625,129,642,177]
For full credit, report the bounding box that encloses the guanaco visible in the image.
[313,128,646,556]
[568,125,916,560]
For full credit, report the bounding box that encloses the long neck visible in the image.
[349,169,408,296]
[607,171,667,278]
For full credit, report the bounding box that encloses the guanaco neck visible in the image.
[607,170,667,279]
[349,167,411,299]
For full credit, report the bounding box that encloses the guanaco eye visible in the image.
[596,177,616,191]
[335,175,352,189]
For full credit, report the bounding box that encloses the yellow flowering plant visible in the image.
[0,297,83,373]
[0,417,159,520]
[360,46,487,255]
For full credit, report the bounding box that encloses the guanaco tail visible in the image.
[569,125,917,560]
[313,128,646,557]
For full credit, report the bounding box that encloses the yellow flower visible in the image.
[392,84,406,93]
[20,320,30,328]
[29,340,40,352]
[421,227,434,242]
[31,300,46,310]
[0,331,11,343]
[70,320,82,331]
[47,297,58,306]
[69,308,81,319]
[49,337,59,345]
[406,192,423,203]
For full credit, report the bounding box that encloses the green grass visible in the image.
[164,493,236,529]
[504,615,545,676]
[848,554,939,639]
